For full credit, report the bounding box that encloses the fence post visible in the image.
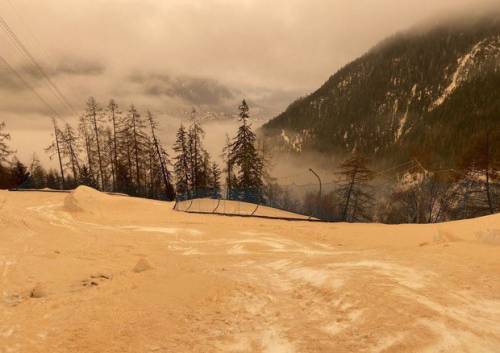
[212,198,222,213]
[309,168,322,220]
[173,193,179,210]
[185,199,194,212]
[251,204,260,216]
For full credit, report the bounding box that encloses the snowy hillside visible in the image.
[262,13,500,166]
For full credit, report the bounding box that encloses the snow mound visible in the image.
[63,186,112,214]
[133,258,153,273]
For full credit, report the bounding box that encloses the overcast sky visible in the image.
[0,0,495,164]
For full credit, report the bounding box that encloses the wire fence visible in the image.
[173,187,323,222]
[171,161,428,222]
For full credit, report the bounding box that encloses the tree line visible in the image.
[268,128,498,223]
[0,98,266,203]
[0,101,497,223]
[173,100,266,202]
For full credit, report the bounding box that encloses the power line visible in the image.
[0,54,62,119]
[281,180,337,188]
[276,160,416,182]
[3,0,83,109]
[274,159,421,189]
[432,168,463,175]
[0,14,76,117]
[373,160,417,177]
[273,170,311,180]
[3,0,53,66]
[0,14,72,115]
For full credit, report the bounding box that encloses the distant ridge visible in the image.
[262,12,500,167]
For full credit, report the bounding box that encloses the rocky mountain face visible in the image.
[262,13,500,167]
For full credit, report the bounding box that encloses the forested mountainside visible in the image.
[262,13,500,167]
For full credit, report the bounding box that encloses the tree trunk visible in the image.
[485,168,494,214]
[91,110,105,190]
[485,132,494,214]
[68,139,80,181]
[52,119,65,189]
[342,169,357,222]
[126,144,133,187]
[132,115,141,191]
[150,126,172,200]
[227,160,232,199]
[110,107,118,192]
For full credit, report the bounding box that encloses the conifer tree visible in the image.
[78,114,96,185]
[229,100,264,202]
[61,123,81,182]
[145,138,156,198]
[10,159,30,188]
[187,109,207,196]
[123,129,134,190]
[0,122,12,188]
[79,165,97,188]
[107,99,121,191]
[210,162,222,198]
[103,127,115,190]
[0,122,12,166]
[222,134,234,199]
[198,150,213,196]
[124,105,147,194]
[46,169,61,189]
[46,118,65,189]
[28,154,47,189]
[173,125,191,197]
[336,155,375,222]
[147,111,175,200]
[86,97,105,189]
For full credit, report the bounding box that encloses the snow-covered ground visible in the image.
[0,187,499,353]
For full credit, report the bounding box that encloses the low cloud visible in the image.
[53,60,105,77]
[130,73,236,106]
[0,66,24,91]
[0,58,105,93]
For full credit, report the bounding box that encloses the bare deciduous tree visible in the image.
[337,155,374,222]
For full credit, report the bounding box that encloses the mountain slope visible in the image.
[262,13,500,166]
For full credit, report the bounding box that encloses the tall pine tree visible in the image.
[85,97,105,189]
[61,123,81,183]
[147,111,175,200]
[107,99,122,192]
[229,100,264,202]
[0,122,12,166]
[123,105,147,194]
[187,109,208,197]
[336,155,375,222]
[173,125,191,198]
